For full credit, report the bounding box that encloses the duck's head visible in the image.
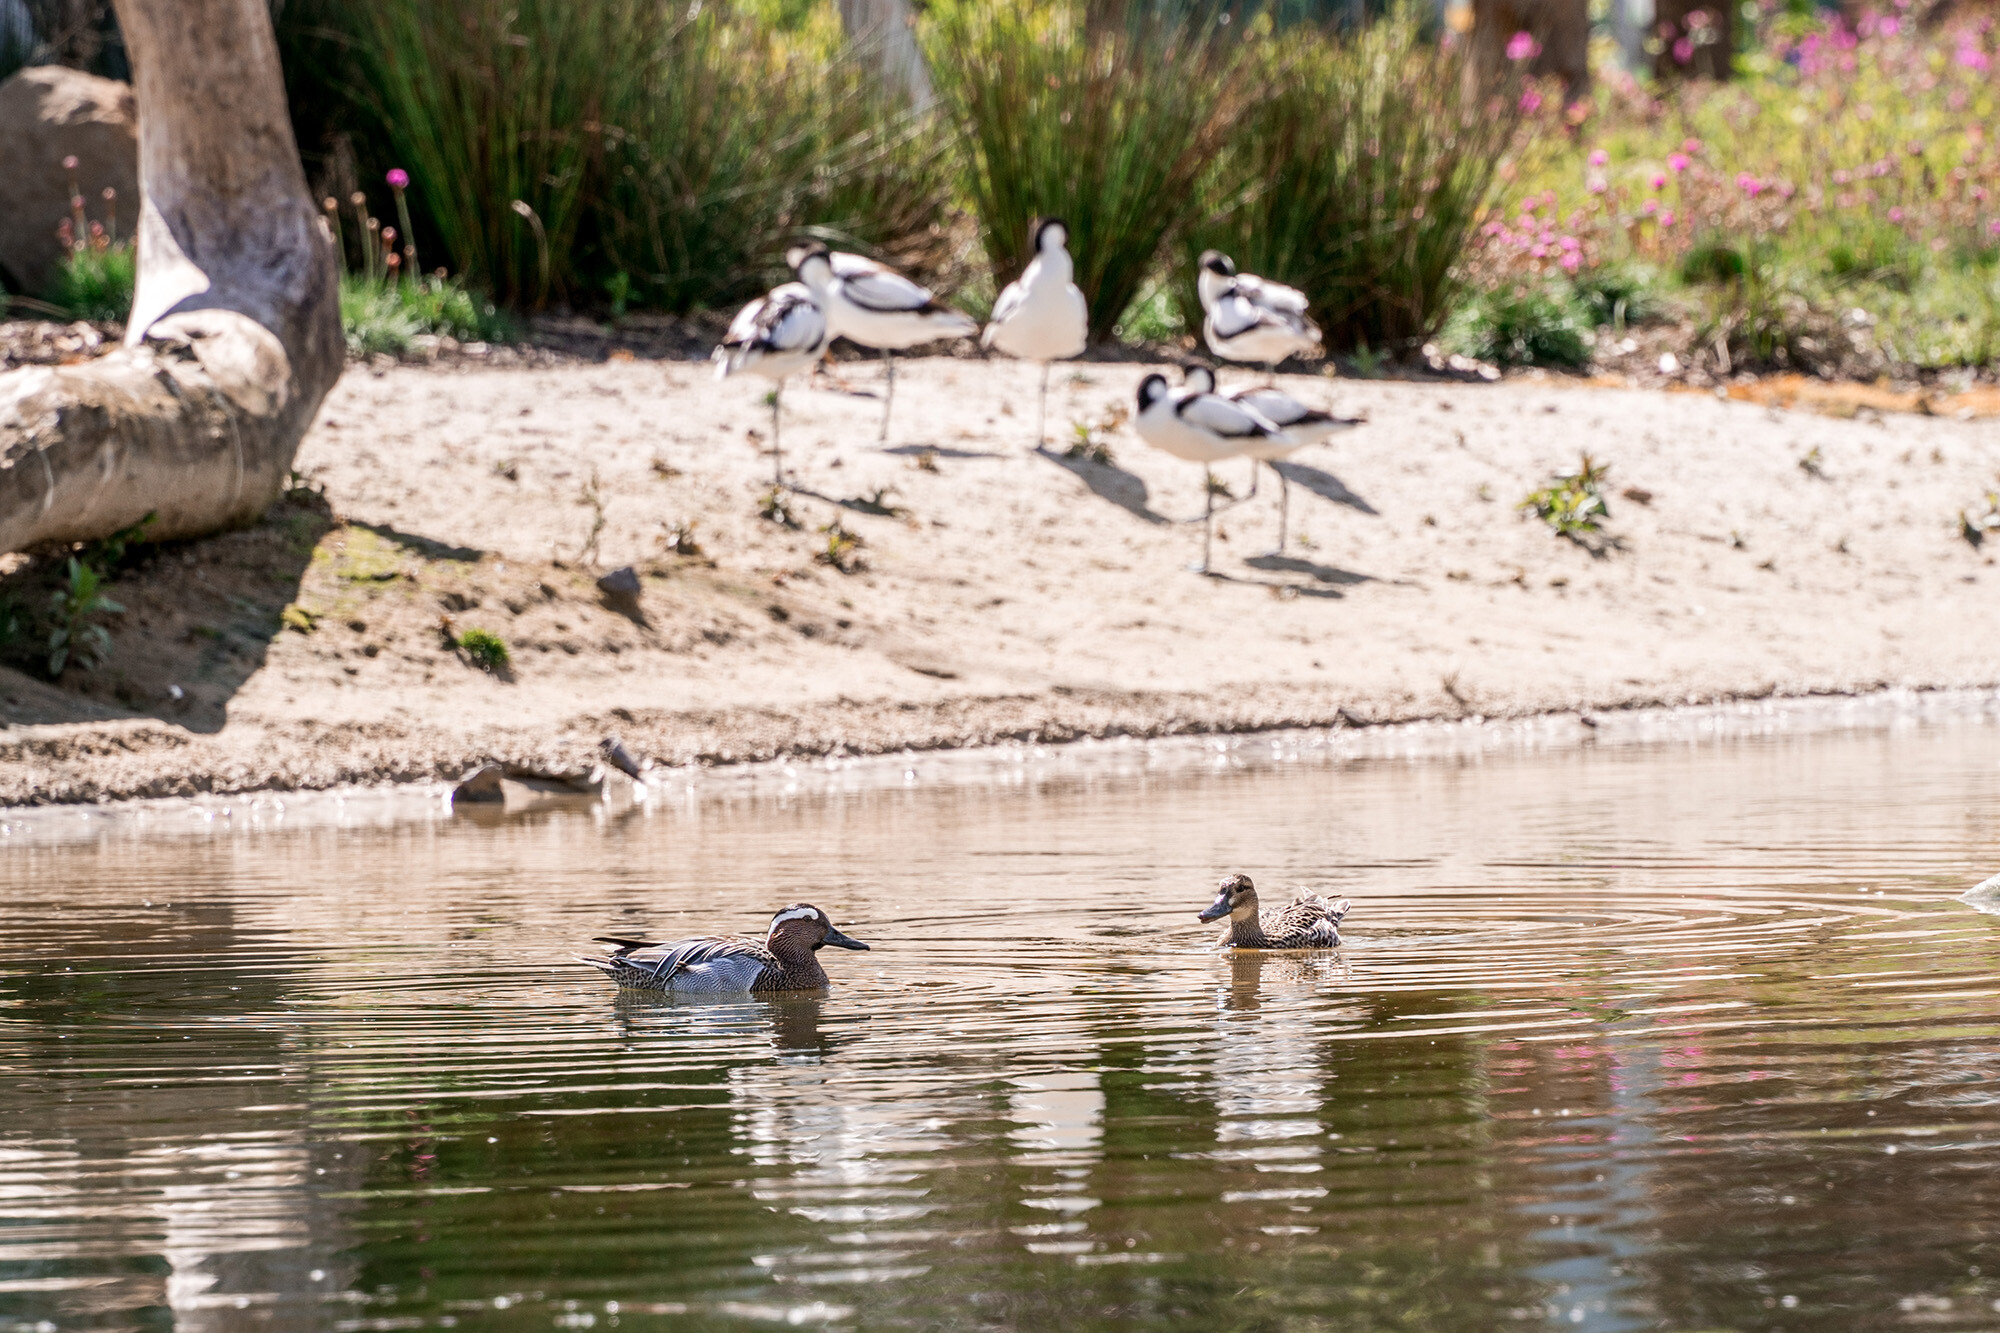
[1198,873,1259,923]
[1032,217,1070,255]
[1137,372,1172,413]
[786,241,834,288]
[1181,363,1217,395]
[1196,250,1237,307]
[767,903,869,954]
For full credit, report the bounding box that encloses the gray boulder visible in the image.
[0,65,138,298]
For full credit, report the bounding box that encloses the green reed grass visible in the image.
[1190,5,1521,356]
[340,0,950,314]
[925,0,1248,342]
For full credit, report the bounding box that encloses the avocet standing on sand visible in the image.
[714,242,833,485]
[982,218,1089,447]
[1196,250,1322,380]
[824,252,977,441]
[1133,371,1292,575]
[1183,365,1359,555]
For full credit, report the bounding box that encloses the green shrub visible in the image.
[1570,263,1661,329]
[925,0,1246,341]
[1446,285,1590,368]
[47,242,135,324]
[341,275,511,357]
[1189,4,1522,356]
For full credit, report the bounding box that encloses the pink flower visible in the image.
[1660,210,1677,228]
[1673,37,1694,63]
[1560,251,1582,274]
[1989,218,2000,236]
[1737,172,1763,197]
[1668,153,1690,173]
[1880,15,1900,36]
[1530,243,1548,258]
[1888,206,1905,221]
[1588,149,1609,167]
[1588,176,1608,194]
[1643,199,1659,215]
[1559,235,1581,252]
[386,168,410,190]
[1651,172,1667,189]
[1506,30,1539,60]
[61,154,77,171]
[1957,42,1990,71]
[1520,88,1543,113]
[1682,138,1702,155]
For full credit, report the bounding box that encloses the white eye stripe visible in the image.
[770,907,821,928]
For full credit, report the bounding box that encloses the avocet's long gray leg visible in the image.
[1201,464,1215,574]
[772,383,784,486]
[1036,362,1050,448]
[880,349,894,442]
[1276,468,1290,555]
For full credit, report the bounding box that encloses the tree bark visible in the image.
[1467,0,1592,101]
[0,0,341,555]
[835,0,931,107]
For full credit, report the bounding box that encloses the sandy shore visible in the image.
[0,354,1992,805]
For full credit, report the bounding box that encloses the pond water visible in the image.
[4,715,2000,1332]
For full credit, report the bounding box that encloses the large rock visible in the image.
[0,65,138,298]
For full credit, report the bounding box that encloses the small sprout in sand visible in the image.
[660,518,705,558]
[816,518,867,574]
[1797,446,1826,479]
[493,459,520,482]
[650,453,681,479]
[1205,472,1237,501]
[283,469,324,502]
[281,603,319,634]
[759,486,800,529]
[1520,454,1612,544]
[46,558,120,677]
[1960,491,2000,548]
[455,625,511,672]
[911,448,939,474]
[1065,402,1126,465]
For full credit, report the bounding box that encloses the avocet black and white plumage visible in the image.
[714,243,833,485]
[824,252,978,441]
[1133,371,1292,575]
[1183,364,1359,554]
[578,904,870,995]
[1197,250,1322,380]
[982,218,1089,447]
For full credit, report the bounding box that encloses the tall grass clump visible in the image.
[925,0,1248,341]
[341,274,511,357]
[342,0,952,314]
[1190,4,1523,356]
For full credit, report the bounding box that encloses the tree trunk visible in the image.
[835,0,932,107]
[1652,0,1733,80]
[0,0,341,555]
[1467,0,1592,102]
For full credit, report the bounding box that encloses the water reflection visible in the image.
[4,720,2000,1329]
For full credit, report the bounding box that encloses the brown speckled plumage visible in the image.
[1198,873,1349,949]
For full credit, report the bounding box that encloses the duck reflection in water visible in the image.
[611,991,837,1060]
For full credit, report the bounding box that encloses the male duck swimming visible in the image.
[1198,873,1350,949]
[579,903,869,994]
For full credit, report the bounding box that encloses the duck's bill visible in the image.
[1197,894,1232,923]
[823,927,870,951]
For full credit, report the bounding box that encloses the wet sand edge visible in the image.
[4,683,1994,834]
